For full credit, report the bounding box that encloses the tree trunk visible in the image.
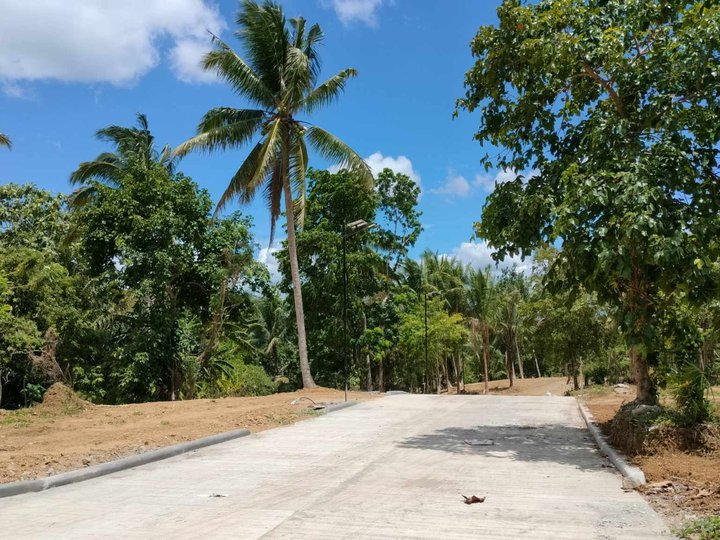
[444,359,452,393]
[482,322,490,394]
[378,357,384,392]
[457,350,464,393]
[451,352,461,394]
[508,349,516,387]
[533,350,541,378]
[282,178,315,389]
[631,346,657,404]
[571,357,580,391]
[515,336,524,379]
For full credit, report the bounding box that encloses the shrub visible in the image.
[217,364,277,397]
[671,362,712,424]
[584,363,609,386]
[676,516,720,540]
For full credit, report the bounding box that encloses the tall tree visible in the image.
[466,266,492,393]
[69,114,175,207]
[457,0,720,403]
[175,0,371,388]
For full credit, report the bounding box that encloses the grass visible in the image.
[676,516,720,540]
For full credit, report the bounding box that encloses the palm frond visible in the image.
[236,0,289,96]
[290,127,308,228]
[203,35,275,107]
[0,133,11,149]
[215,118,282,214]
[174,108,265,157]
[301,68,357,114]
[305,126,372,188]
[69,155,124,186]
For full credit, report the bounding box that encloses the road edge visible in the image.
[0,427,252,498]
[576,398,646,487]
[0,398,362,499]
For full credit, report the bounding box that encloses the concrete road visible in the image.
[2,395,671,539]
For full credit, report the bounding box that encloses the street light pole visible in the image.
[342,219,376,402]
[424,288,428,394]
[342,226,349,402]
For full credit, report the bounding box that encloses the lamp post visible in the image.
[343,219,376,402]
[423,288,440,394]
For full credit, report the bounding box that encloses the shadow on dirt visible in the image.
[396,424,611,471]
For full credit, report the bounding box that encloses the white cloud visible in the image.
[323,0,385,26]
[446,241,533,274]
[430,173,472,198]
[0,0,225,92]
[474,168,539,192]
[257,244,282,283]
[364,152,422,188]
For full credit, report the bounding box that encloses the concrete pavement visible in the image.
[2,394,671,539]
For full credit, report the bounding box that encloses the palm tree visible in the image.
[174,1,371,388]
[250,293,292,377]
[69,114,175,207]
[0,133,11,149]
[466,266,492,393]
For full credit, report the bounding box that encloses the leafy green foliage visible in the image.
[457,0,720,403]
[676,516,720,540]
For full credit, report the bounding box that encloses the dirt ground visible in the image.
[579,385,720,530]
[0,385,376,485]
[464,375,574,396]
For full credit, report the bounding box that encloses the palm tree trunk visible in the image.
[482,322,490,394]
[515,336,524,379]
[282,177,315,389]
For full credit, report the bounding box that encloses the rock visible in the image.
[630,404,662,418]
[614,383,630,389]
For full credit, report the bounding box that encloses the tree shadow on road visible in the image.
[396,424,611,472]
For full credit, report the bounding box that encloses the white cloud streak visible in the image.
[445,241,533,275]
[323,0,386,26]
[0,0,225,92]
[257,244,282,284]
[430,173,472,198]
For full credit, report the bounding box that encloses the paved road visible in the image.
[3,395,671,539]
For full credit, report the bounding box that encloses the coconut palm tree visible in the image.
[174,0,371,388]
[0,133,11,149]
[69,113,175,207]
[466,265,493,393]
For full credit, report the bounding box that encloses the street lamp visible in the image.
[343,219,376,402]
[423,288,440,394]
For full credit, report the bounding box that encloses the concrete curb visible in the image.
[322,400,359,413]
[0,428,251,499]
[576,399,646,487]
[0,399,363,499]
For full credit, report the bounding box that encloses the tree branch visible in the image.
[581,62,627,118]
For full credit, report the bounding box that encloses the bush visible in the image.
[671,362,712,424]
[676,516,720,540]
[584,363,609,386]
[217,364,277,397]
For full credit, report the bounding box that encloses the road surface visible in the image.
[2,394,670,539]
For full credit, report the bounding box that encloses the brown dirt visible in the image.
[580,386,720,528]
[0,386,377,485]
[464,376,574,396]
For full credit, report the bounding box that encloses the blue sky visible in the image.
[1,0,528,271]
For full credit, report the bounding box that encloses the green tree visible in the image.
[175,0,372,389]
[69,114,175,207]
[457,0,720,404]
[279,168,380,387]
[466,265,493,393]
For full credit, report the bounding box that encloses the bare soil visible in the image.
[579,385,720,530]
[464,376,574,396]
[0,385,376,484]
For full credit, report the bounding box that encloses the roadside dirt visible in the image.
[579,386,720,530]
[0,385,376,484]
[464,376,574,396]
